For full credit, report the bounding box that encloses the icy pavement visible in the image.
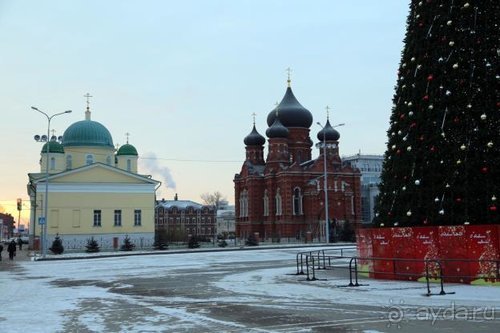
[1,246,499,332]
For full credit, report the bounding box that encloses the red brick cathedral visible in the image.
[234,80,362,241]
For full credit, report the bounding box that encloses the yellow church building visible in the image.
[27,105,160,252]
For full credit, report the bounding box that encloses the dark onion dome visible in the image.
[244,125,266,146]
[41,141,64,154]
[62,120,114,148]
[266,87,313,128]
[317,119,340,141]
[266,117,289,138]
[117,143,138,156]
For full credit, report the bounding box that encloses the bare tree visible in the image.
[200,191,226,210]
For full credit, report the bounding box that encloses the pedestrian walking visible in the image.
[7,240,16,260]
[0,243,3,261]
[18,236,23,251]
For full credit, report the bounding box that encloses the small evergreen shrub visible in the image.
[245,234,258,246]
[153,232,168,250]
[49,234,64,254]
[188,236,200,249]
[120,235,135,251]
[85,237,100,253]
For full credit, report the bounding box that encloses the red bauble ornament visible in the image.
[456,197,462,203]
[430,146,436,152]
[427,74,434,81]
[423,95,429,101]
[400,114,405,120]
[496,101,500,108]
[396,149,401,154]
[481,167,489,174]
[490,205,497,212]
[410,122,417,128]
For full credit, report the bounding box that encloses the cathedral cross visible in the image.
[84,93,93,109]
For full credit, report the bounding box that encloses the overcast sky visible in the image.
[0,0,408,222]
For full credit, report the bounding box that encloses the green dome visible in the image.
[41,141,64,154]
[62,120,114,148]
[117,143,138,156]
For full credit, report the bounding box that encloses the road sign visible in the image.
[38,217,46,225]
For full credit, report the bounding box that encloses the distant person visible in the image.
[7,240,16,260]
[0,243,3,261]
[18,236,23,250]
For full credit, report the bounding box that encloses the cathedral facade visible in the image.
[27,103,159,252]
[234,81,362,242]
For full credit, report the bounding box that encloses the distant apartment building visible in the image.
[0,213,15,239]
[155,194,216,241]
[216,205,235,235]
[342,154,384,224]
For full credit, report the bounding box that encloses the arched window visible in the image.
[127,159,132,171]
[275,188,282,216]
[86,154,94,165]
[239,189,248,217]
[293,187,303,215]
[50,157,56,170]
[263,190,269,217]
[66,155,72,170]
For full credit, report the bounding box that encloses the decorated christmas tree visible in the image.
[374,0,499,227]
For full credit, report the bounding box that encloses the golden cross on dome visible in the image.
[115,143,120,150]
[326,105,331,120]
[51,129,57,137]
[84,93,93,109]
[286,67,292,87]
[125,132,130,144]
[252,113,257,125]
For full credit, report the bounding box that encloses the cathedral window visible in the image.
[275,188,282,216]
[263,190,269,217]
[114,210,122,226]
[127,159,132,171]
[134,210,142,226]
[239,189,248,217]
[66,155,72,170]
[50,157,56,170]
[93,210,102,227]
[86,154,94,165]
[293,187,303,215]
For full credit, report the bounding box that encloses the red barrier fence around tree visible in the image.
[356,225,500,285]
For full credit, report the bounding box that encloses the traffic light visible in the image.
[17,198,22,211]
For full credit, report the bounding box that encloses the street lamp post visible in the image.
[31,107,72,257]
[316,121,345,243]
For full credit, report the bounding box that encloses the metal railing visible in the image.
[296,252,500,296]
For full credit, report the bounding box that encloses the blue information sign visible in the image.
[38,217,46,225]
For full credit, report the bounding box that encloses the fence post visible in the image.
[296,253,301,275]
[425,260,431,296]
[437,260,445,295]
[348,257,355,286]
[306,255,311,281]
[311,256,317,280]
[354,257,359,286]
